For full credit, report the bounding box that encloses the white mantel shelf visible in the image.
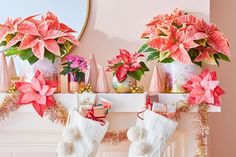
[0,92,221,113]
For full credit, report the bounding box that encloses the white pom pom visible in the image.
[57,141,73,156]
[132,141,151,155]
[62,127,80,141]
[127,127,146,142]
[87,140,99,155]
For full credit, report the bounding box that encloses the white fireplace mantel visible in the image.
[0,92,219,157]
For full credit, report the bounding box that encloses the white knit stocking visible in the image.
[57,110,109,157]
[128,110,178,157]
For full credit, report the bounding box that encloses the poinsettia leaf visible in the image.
[5,47,20,56]
[147,51,160,61]
[60,67,71,75]
[0,41,6,46]
[161,58,174,63]
[194,38,207,47]
[140,62,149,71]
[19,49,33,60]
[159,51,171,61]
[44,50,56,63]
[214,55,219,66]
[193,61,202,67]
[76,72,85,83]
[27,55,39,65]
[128,69,144,81]
[217,53,230,62]
[138,43,148,53]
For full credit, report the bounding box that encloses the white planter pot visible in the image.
[19,58,61,92]
[158,62,201,93]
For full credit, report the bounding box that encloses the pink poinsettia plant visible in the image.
[15,70,57,117]
[182,69,224,106]
[139,9,231,66]
[60,54,88,83]
[0,11,80,64]
[107,49,149,82]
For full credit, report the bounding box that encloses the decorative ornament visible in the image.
[8,83,17,94]
[15,70,57,117]
[183,69,225,106]
[0,53,11,92]
[95,65,110,93]
[149,65,164,93]
[130,85,144,93]
[8,57,17,79]
[79,83,93,93]
[102,129,128,145]
[87,54,99,91]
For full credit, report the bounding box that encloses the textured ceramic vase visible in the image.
[112,75,137,93]
[19,58,61,92]
[158,62,201,93]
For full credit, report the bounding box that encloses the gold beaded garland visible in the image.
[79,84,93,93]
[130,85,144,93]
[8,83,17,94]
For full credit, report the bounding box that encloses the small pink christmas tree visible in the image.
[95,65,110,93]
[0,53,11,92]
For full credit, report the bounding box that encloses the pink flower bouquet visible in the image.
[107,49,149,82]
[139,9,231,66]
[60,54,88,82]
[0,11,80,64]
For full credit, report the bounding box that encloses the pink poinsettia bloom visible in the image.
[15,70,57,117]
[107,49,144,82]
[163,26,207,63]
[5,12,80,60]
[0,17,22,43]
[182,69,225,106]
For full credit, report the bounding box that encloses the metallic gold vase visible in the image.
[112,75,137,93]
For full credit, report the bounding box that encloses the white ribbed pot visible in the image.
[158,62,201,93]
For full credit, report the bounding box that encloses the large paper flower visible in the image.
[182,69,225,106]
[15,70,57,117]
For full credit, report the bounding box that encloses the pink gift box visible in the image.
[80,106,108,119]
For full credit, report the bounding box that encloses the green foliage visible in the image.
[128,69,144,81]
[60,61,85,83]
[45,50,56,63]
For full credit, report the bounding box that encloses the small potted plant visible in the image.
[139,9,230,93]
[60,54,88,93]
[107,49,149,93]
[0,11,80,92]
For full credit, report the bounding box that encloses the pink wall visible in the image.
[71,0,236,156]
[210,0,236,156]
[72,0,209,91]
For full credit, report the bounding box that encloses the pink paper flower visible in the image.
[182,69,225,106]
[15,70,57,117]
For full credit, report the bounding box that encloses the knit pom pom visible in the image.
[127,126,146,142]
[57,141,73,156]
[132,141,151,155]
[87,140,99,155]
[62,127,80,141]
